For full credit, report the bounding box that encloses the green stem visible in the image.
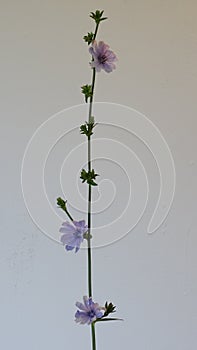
[87,133,92,297]
[89,67,96,122]
[87,68,96,298]
[57,198,74,221]
[93,22,99,41]
[87,41,97,350]
[87,70,96,299]
[65,209,73,222]
[91,323,96,350]
[87,18,102,350]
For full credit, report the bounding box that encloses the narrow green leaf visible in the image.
[94,317,123,323]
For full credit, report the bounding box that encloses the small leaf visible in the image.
[94,317,123,323]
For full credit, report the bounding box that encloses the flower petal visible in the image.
[65,245,74,251]
[60,222,76,233]
[76,302,88,311]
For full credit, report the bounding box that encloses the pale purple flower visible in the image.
[60,220,88,253]
[89,40,117,73]
[75,296,103,325]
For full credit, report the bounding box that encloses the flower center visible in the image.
[88,310,96,318]
[99,54,107,64]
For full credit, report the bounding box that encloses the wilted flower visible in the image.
[60,220,88,253]
[89,40,117,73]
[75,296,103,325]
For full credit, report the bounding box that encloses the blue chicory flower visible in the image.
[89,40,117,73]
[75,296,103,325]
[60,220,88,253]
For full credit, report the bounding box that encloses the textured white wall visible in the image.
[1,0,197,349]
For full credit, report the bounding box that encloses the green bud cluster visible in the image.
[80,119,96,137]
[83,231,92,240]
[80,168,99,186]
[57,197,67,211]
[83,32,94,45]
[81,84,93,103]
[103,302,116,317]
[90,10,107,25]
[56,197,73,221]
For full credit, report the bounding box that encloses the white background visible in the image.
[1,0,197,349]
